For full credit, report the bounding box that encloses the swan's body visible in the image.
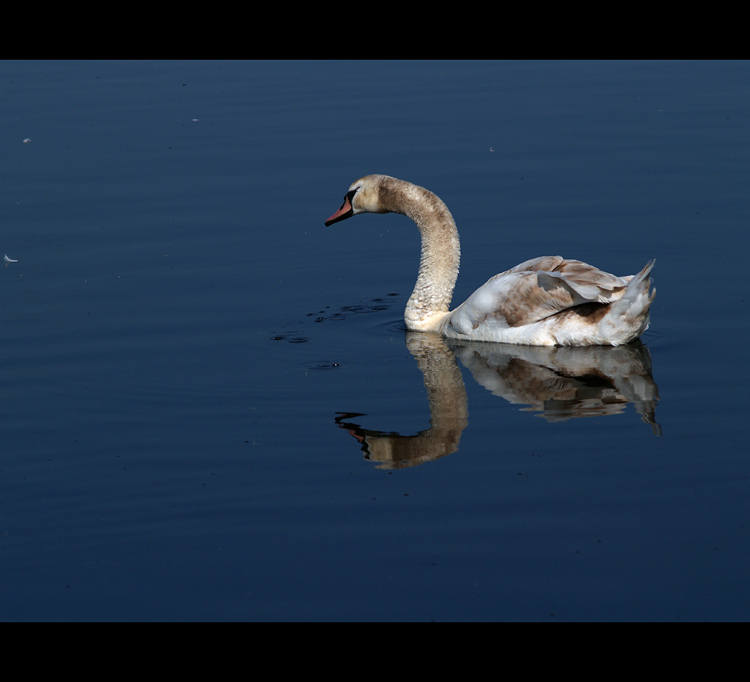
[325,175,655,346]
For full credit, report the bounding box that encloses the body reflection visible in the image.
[335,333,660,469]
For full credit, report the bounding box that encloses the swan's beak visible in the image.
[325,195,354,226]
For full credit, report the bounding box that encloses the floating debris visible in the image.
[4,254,18,263]
[22,138,31,144]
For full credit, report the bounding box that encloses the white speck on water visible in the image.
[4,254,18,263]
[23,138,32,144]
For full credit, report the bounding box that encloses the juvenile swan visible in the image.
[325,175,655,346]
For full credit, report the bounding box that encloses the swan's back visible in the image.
[443,257,654,346]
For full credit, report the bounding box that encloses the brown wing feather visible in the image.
[474,257,630,328]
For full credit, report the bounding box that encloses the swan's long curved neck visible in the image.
[382,179,460,332]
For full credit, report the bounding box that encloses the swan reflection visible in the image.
[335,332,660,469]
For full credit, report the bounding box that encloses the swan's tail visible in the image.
[602,260,656,345]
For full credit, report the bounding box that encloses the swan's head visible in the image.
[324,175,393,226]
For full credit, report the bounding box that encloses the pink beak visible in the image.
[325,194,353,226]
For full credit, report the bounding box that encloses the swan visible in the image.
[325,175,655,346]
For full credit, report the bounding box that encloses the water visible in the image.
[1,60,749,621]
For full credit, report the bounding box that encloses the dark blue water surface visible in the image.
[2,60,749,621]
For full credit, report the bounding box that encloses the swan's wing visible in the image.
[446,256,631,334]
